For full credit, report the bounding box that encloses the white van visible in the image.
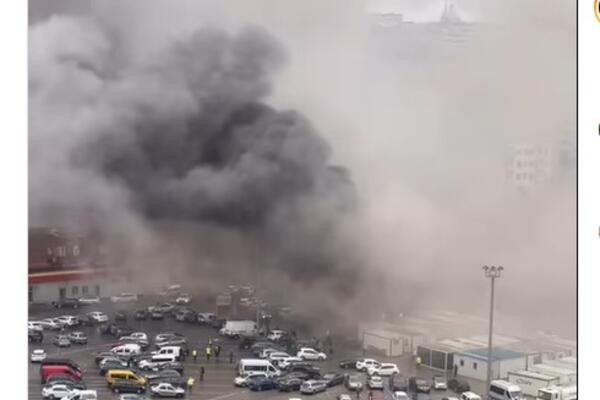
[461,392,482,400]
[152,346,182,360]
[238,359,280,378]
[220,320,257,337]
[489,380,525,400]
[138,354,177,370]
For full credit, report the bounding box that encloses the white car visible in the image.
[31,349,47,362]
[78,296,101,305]
[174,293,191,304]
[367,363,399,376]
[297,347,327,361]
[233,371,268,387]
[111,293,138,303]
[356,358,381,372]
[28,321,44,331]
[42,384,74,399]
[56,315,78,327]
[150,382,185,397]
[87,311,109,323]
[268,351,291,364]
[367,375,384,390]
[392,391,410,400]
[120,395,150,400]
[278,356,302,369]
[338,395,353,400]
[39,318,63,330]
[259,348,280,359]
[124,332,148,341]
[433,376,448,390]
[61,390,98,400]
[267,330,285,341]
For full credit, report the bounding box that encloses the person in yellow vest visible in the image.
[205,345,212,361]
[192,348,197,361]
[187,376,195,392]
[415,355,422,367]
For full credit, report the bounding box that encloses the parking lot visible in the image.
[29,296,480,400]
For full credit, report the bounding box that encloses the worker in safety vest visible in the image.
[187,377,195,392]
[192,348,197,361]
[205,346,212,361]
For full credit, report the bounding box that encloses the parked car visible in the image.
[29,321,44,331]
[128,332,149,341]
[99,358,130,375]
[87,311,109,323]
[42,383,75,399]
[155,337,187,348]
[68,331,88,345]
[174,293,191,304]
[448,378,471,394]
[134,310,148,320]
[367,363,400,376]
[278,377,305,392]
[267,329,286,341]
[368,376,385,390]
[392,392,410,400]
[409,377,432,394]
[29,329,44,343]
[356,359,381,372]
[145,370,186,388]
[154,332,184,342]
[43,378,86,391]
[300,380,328,395]
[390,374,409,392]
[297,347,327,361]
[285,363,321,377]
[76,314,94,327]
[114,311,128,322]
[156,361,184,374]
[279,357,303,369]
[31,349,47,362]
[344,374,363,391]
[53,335,71,347]
[247,377,277,391]
[120,395,150,400]
[434,376,448,390]
[53,298,80,309]
[111,293,139,303]
[94,351,124,365]
[338,359,359,369]
[174,309,196,322]
[197,312,216,325]
[61,390,98,400]
[78,296,101,305]
[337,395,353,400]
[56,315,79,327]
[322,372,345,387]
[149,303,176,314]
[151,310,165,320]
[110,378,146,394]
[39,318,64,331]
[233,372,269,387]
[149,382,185,397]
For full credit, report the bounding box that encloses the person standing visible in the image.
[215,344,221,359]
[205,346,212,361]
[192,348,197,362]
[187,376,195,393]
[229,351,234,364]
[199,365,205,381]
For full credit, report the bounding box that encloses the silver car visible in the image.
[300,380,328,394]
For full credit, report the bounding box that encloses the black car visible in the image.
[239,335,261,349]
[285,363,321,376]
[278,377,304,392]
[76,314,94,327]
[52,298,80,309]
[113,325,134,337]
[155,361,184,373]
[145,370,186,388]
[100,359,130,375]
[134,310,148,320]
[409,377,432,394]
[94,351,122,365]
[111,378,146,394]
[114,312,127,322]
[448,378,470,393]
[174,309,196,322]
[390,374,409,391]
[28,329,43,343]
[322,372,344,387]
[210,317,226,329]
[338,359,359,369]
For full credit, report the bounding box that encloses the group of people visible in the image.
[187,339,236,392]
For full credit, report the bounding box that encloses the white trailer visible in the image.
[536,385,576,400]
[219,320,257,337]
[507,370,560,397]
[528,364,576,385]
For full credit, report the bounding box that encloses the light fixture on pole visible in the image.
[482,265,503,398]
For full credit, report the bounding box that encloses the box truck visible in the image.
[536,385,576,400]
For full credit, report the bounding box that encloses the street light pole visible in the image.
[482,265,503,399]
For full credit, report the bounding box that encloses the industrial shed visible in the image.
[455,347,527,381]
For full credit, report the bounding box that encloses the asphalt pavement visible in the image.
[29,298,472,400]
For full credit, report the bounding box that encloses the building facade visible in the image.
[454,347,527,381]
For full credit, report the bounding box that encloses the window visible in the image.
[460,359,464,367]
[82,286,88,295]
[72,286,79,296]
[473,362,477,370]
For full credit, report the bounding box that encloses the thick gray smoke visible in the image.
[29,17,360,299]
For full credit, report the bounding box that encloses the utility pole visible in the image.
[482,265,503,399]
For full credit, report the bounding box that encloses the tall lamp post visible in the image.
[482,265,503,398]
